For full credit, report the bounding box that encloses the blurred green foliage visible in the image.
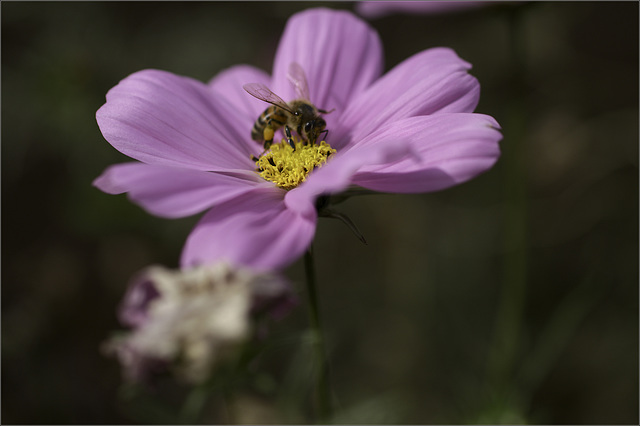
[2,1,638,424]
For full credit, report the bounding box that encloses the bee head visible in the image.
[302,117,327,143]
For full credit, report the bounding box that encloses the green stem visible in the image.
[304,245,332,422]
[487,4,528,398]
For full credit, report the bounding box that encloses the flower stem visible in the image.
[304,245,332,422]
[487,3,529,398]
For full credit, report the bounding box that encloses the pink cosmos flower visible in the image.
[94,8,502,271]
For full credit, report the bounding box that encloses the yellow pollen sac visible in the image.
[255,138,336,190]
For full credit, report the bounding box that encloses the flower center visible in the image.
[254,137,336,190]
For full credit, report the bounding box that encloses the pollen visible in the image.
[255,138,336,190]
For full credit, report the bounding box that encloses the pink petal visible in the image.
[357,1,486,18]
[334,48,480,149]
[118,268,161,327]
[93,162,273,219]
[208,65,273,125]
[97,69,259,172]
[350,113,502,193]
[181,191,316,271]
[284,141,418,217]
[270,8,383,123]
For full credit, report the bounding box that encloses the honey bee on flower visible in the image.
[244,62,331,151]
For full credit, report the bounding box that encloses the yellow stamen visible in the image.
[255,138,336,190]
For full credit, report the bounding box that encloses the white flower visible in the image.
[105,262,295,384]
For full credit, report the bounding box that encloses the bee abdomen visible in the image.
[251,123,264,141]
[251,106,288,141]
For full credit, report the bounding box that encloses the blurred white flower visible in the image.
[104,262,296,384]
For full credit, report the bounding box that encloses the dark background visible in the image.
[2,1,638,424]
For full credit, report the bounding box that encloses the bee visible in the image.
[244,62,331,151]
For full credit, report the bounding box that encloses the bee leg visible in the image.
[252,147,269,162]
[284,126,296,150]
[319,129,329,143]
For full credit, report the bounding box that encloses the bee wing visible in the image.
[287,62,311,101]
[243,83,292,112]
